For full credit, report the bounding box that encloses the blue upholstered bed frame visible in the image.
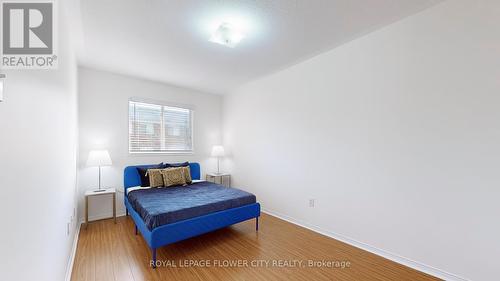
[123,163,261,268]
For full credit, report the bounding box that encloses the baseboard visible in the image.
[74,207,467,280]
[65,213,128,280]
[64,221,82,281]
[261,208,468,281]
[86,211,127,222]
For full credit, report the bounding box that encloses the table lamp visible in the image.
[211,145,225,175]
[87,150,112,192]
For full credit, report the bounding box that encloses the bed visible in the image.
[123,162,261,268]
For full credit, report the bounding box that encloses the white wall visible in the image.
[78,67,222,221]
[223,0,500,280]
[0,3,78,281]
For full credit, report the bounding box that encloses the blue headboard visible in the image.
[123,162,201,192]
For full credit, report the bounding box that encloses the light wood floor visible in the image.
[71,213,438,281]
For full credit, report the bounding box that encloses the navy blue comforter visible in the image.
[127,181,256,230]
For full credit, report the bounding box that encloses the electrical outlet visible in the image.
[309,199,315,208]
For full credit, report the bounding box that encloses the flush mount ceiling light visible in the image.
[209,22,245,48]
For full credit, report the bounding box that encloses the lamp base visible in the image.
[93,189,107,193]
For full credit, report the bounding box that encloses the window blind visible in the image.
[129,101,193,153]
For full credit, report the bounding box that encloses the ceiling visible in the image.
[77,0,442,94]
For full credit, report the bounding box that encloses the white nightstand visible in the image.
[206,173,231,187]
[84,188,116,229]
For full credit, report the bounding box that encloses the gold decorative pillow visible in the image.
[182,166,192,184]
[160,167,187,187]
[147,169,164,188]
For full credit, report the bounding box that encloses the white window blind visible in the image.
[129,100,193,153]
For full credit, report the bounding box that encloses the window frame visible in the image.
[128,98,195,155]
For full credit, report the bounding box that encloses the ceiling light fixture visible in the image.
[209,22,245,48]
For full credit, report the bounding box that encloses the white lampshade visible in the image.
[86,150,112,167]
[211,145,225,157]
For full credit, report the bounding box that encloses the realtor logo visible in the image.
[1,1,57,69]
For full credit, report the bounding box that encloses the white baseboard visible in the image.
[71,207,467,280]
[261,208,468,281]
[65,213,127,281]
[86,211,127,222]
[65,221,82,281]
[63,214,126,281]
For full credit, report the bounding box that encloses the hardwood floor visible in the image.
[71,213,438,281]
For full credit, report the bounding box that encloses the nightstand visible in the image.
[206,173,231,187]
[84,188,116,229]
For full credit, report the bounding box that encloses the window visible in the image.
[129,100,193,153]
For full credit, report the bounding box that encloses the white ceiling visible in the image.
[77,0,442,94]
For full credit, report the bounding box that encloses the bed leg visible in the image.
[126,209,129,216]
[256,216,259,231]
[135,225,138,235]
[152,248,157,269]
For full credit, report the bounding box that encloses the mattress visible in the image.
[127,181,257,230]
